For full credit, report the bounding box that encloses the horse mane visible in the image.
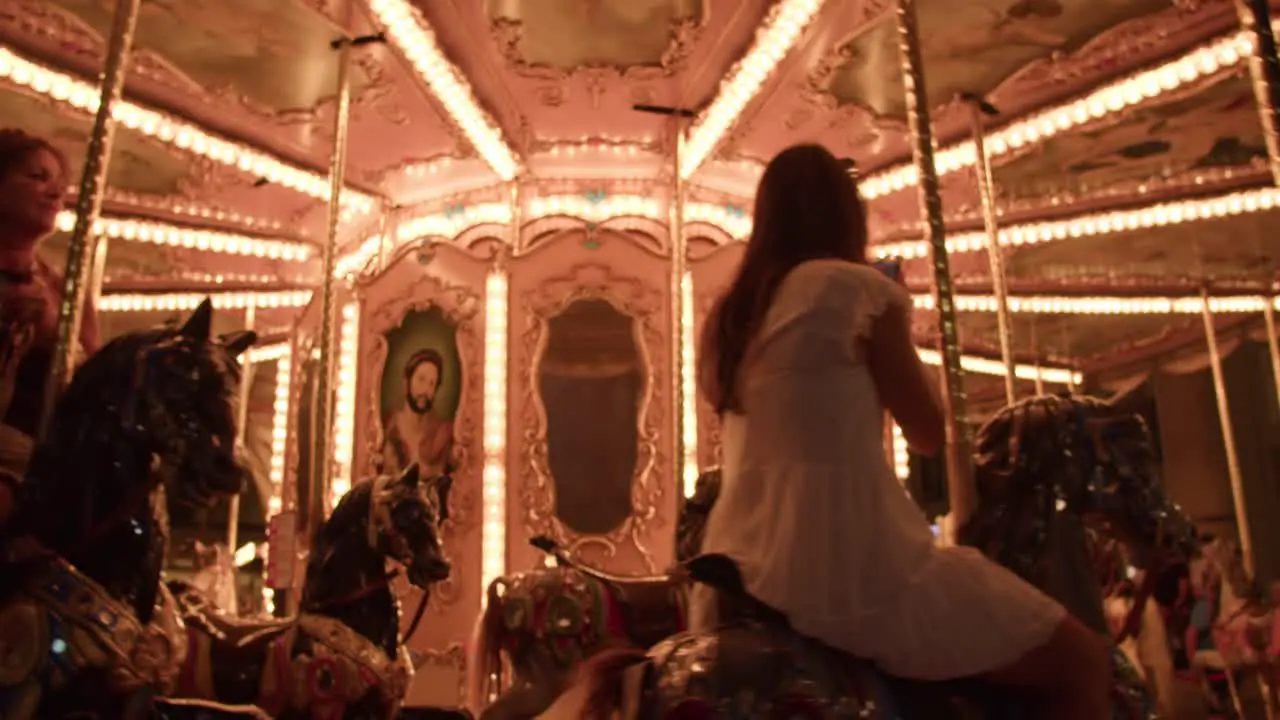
[18,328,170,539]
[300,479,376,600]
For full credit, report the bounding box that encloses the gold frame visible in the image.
[517,261,666,573]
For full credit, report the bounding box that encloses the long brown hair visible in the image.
[698,143,868,413]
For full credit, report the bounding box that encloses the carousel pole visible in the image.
[961,93,1016,404]
[1236,0,1280,187]
[1029,319,1046,396]
[895,0,976,525]
[670,121,689,498]
[226,306,256,557]
[312,37,355,520]
[1200,286,1256,577]
[40,0,141,439]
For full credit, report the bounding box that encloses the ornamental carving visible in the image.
[489,12,703,81]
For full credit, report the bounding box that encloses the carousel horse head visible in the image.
[9,299,253,619]
[306,464,452,600]
[961,393,1198,629]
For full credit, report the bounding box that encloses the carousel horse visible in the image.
[1192,538,1275,718]
[569,393,1198,720]
[464,468,722,719]
[170,465,453,719]
[0,299,269,719]
[185,539,239,616]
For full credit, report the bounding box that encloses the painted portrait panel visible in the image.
[378,307,462,480]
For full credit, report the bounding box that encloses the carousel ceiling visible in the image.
[0,0,1275,385]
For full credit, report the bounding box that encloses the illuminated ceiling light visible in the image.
[683,202,751,240]
[56,211,312,261]
[910,294,1277,315]
[334,202,512,277]
[368,0,520,181]
[527,194,662,222]
[97,290,313,312]
[0,45,375,212]
[873,186,1280,260]
[679,0,825,180]
[861,27,1264,199]
[916,347,1081,385]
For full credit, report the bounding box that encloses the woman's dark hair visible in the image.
[697,143,868,413]
[0,128,68,181]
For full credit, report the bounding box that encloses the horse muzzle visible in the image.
[409,557,451,587]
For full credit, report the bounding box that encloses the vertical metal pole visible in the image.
[1264,295,1280,419]
[313,40,354,519]
[1237,0,1280,186]
[1201,288,1255,577]
[671,126,688,498]
[895,0,975,525]
[40,0,141,439]
[227,305,256,556]
[1030,319,1046,396]
[966,101,1016,404]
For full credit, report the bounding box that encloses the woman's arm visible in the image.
[867,296,945,455]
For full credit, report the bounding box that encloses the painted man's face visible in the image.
[407,361,440,413]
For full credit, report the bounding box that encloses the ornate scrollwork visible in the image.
[516,262,666,573]
[693,286,724,470]
[359,272,484,615]
[489,11,704,82]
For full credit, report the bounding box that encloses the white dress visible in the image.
[693,259,1066,680]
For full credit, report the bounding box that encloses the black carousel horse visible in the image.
[170,465,453,719]
[571,394,1199,719]
[465,469,721,720]
[0,299,269,719]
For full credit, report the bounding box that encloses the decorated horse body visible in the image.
[0,299,268,718]
[569,394,1198,719]
[465,469,721,719]
[170,465,453,719]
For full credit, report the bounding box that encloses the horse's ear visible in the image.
[220,330,257,358]
[399,463,421,488]
[434,474,453,522]
[684,553,746,596]
[180,298,214,342]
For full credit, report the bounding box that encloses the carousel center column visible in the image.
[894,0,976,530]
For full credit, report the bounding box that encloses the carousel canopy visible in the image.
[1,0,1276,413]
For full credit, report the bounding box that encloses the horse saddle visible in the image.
[571,565,685,648]
[190,611,292,649]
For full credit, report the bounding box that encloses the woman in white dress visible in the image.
[693,144,1111,719]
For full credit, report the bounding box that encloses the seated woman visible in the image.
[691,143,1111,719]
[0,129,100,525]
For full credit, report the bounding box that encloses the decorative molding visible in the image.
[488,11,703,82]
[515,261,666,573]
[693,285,723,470]
[410,643,468,706]
[359,272,484,616]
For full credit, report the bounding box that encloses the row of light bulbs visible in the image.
[481,273,509,593]
[915,348,1080,385]
[861,27,1262,198]
[55,211,313,262]
[680,273,700,498]
[874,186,1280,260]
[910,293,1280,315]
[97,290,312,312]
[0,46,374,212]
[329,303,361,507]
[681,0,824,180]
[368,0,519,181]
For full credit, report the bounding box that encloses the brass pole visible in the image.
[1265,294,1280,423]
[1237,0,1280,186]
[895,0,975,525]
[313,39,354,518]
[964,96,1016,404]
[40,0,141,439]
[1030,319,1046,396]
[671,125,688,498]
[227,305,256,558]
[1201,288,1255,577]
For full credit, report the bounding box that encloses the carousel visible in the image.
[1,0,1279,717]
